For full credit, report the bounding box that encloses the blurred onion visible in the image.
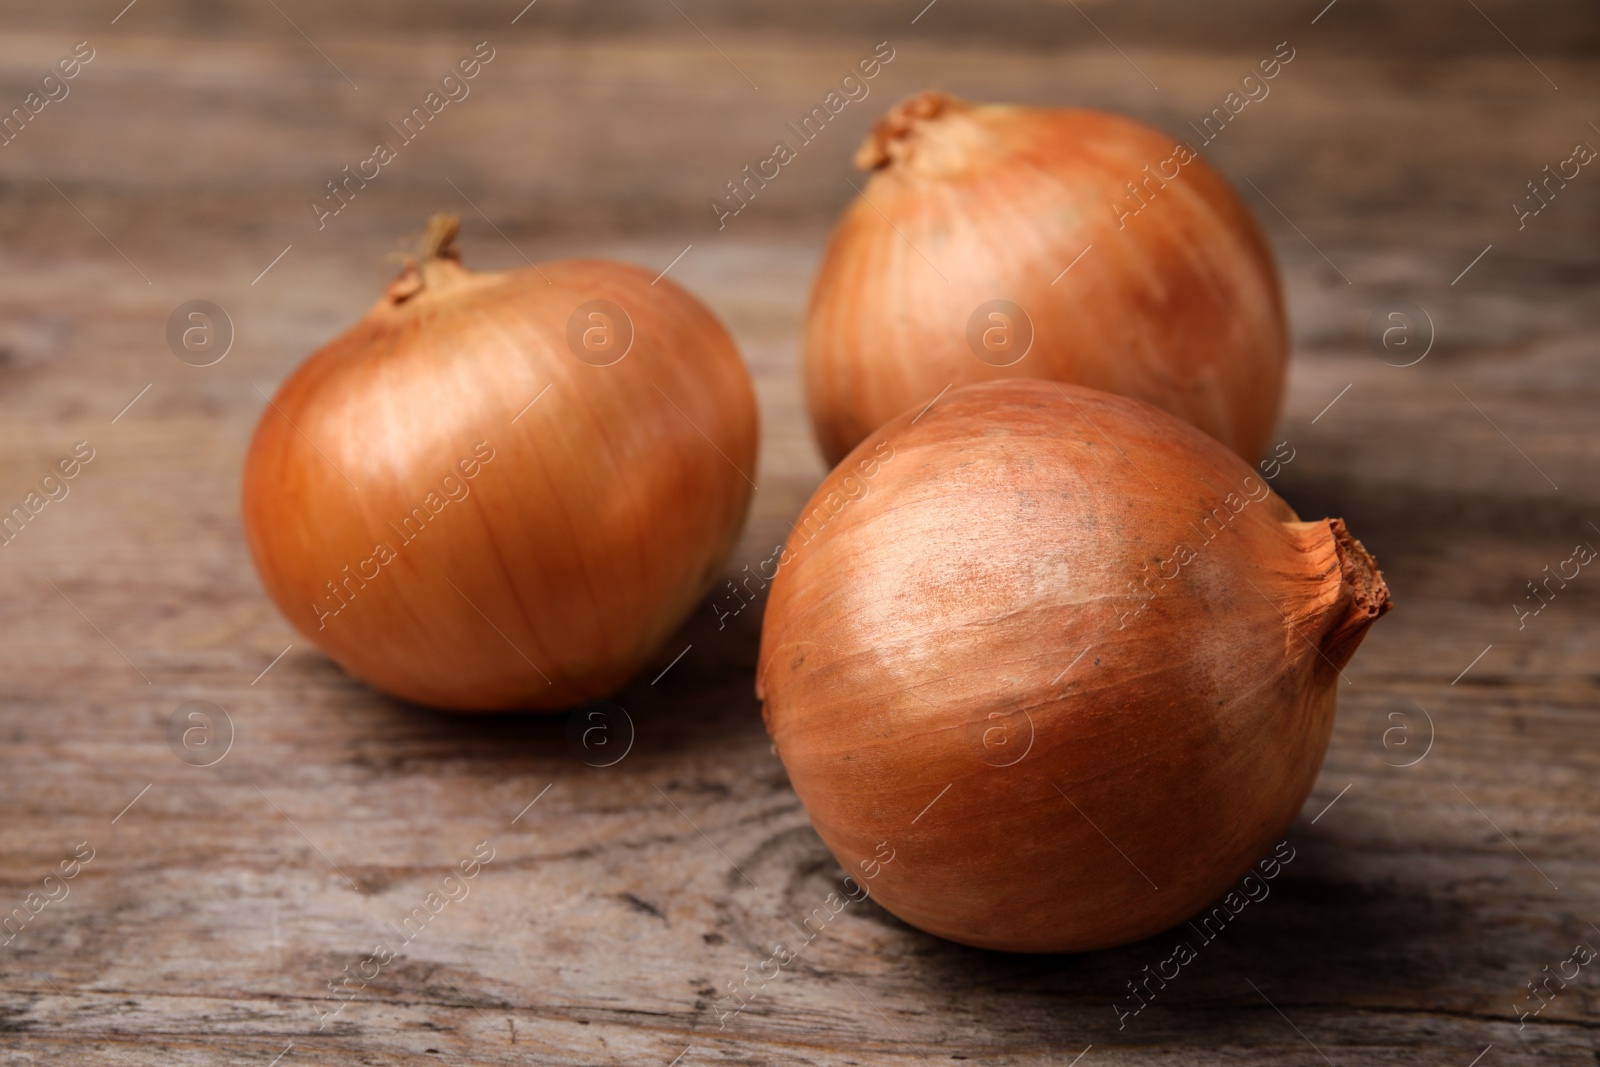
[805,91,1287,466]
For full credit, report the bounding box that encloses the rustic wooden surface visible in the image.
[1,1,1598,1063]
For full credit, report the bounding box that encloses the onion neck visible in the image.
[382,214,484,306]
[1284,519,1393,673]
[854,91,991,179]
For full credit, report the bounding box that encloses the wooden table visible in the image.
[1,1,1597,1063]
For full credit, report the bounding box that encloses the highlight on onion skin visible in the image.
[803,90,1288,468]
[242,217,759,712]
[757,379,1390,953]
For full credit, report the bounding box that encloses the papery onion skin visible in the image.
[804,91,1287,467]
[242,219,758,711]
[757,380,1389,953]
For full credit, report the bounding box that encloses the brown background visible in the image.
[0,0,1597,1063]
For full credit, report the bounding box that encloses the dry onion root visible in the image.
[804,91,1287,467]
[757,380,1389,953]
[243,216,758,711]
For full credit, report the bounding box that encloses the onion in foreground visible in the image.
[243,217,759,711]
[757,379,1389,952]
[804,91,1287,467]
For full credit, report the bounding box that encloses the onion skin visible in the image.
[243,222,758,711]
[757,380,1389,953]
[804,91,1287,467]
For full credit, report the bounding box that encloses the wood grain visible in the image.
[1,1,1598,1063]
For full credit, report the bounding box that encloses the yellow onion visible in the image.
[757,380,1389,952]
[804,91,1287,467]
[243,217,758,710]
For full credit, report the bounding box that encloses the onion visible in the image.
[757,379,1389,952]
[803,91,1287,467]
[242,216,758,711]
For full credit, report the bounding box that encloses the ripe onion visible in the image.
[757,380,1389,952]
[803,91,1287,467]
[242,216,758,711]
